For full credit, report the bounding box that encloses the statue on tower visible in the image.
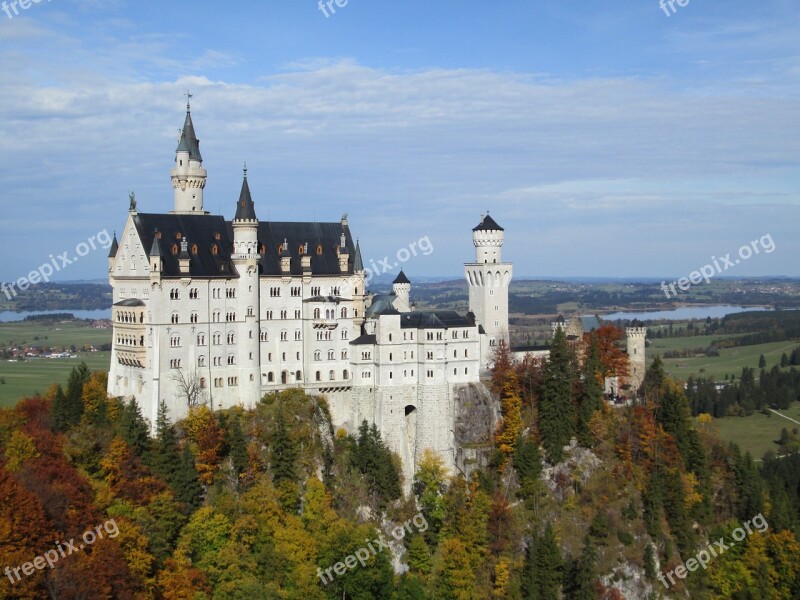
[129,191,136,211]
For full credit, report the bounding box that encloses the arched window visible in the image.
[315,371,321,382]
[343,369,349,380]
[295,370,302,381]
[198,356,206,367]
[329,370,335,381]
[314,308,321,319]
[268,372,274,382]
[328,350,335,360]
[341,307,347,319]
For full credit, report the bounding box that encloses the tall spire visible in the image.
[176,102,202,162]
[234,165,257,221]
[353,239,364,272]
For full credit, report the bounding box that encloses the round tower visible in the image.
[464,212,513,368]
[392,270,411,310]
[171,101,208,214]
[231,167,261,406]
[626,325,647,394]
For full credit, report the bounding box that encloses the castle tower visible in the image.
[551,314,566,337]
[171,101,208,214]
[465,213,512,367]
[626,324,647,395]
[232,167,261,404]
[392,270,411,311]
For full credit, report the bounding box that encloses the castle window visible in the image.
[341,350,348,360]
[280,309,287,319]
[200,377,206,388]
[298,245,305,255]
[227,333,235,344]
[388,333,392,342]
[171,313,179,324]
[328,350,335,360]
[314,350,321,361]
[465,349,468,357]
[316,244,323,255]
[211,244,218,255]
[465,367,468,375]
[295,330,301,341]
[341,330,348,340]
[296,370,302,381]
[265,310,273,320]
[343,370,349,380]
[258,243,265,255]
[198,334,206,346]
[454,368,457,375]
[316,371,321,382]
[329,370,335,381]
[198,356,206,367]
[389,353,393,361]
[170,335,181,347]
[213,332,221,345]
[454,350,457,358]
[268,372,274,382]
[295,309,301,319]
[227,355,235,365]
[280,330,288,341]
[427,351,433,360]
[341,307,347,319]
[171,244,178,255]
[314,308,321,319]
[389,372,393,379]
[190,312,198,323]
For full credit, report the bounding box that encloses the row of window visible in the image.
[117,335,144,347]
[264,370,350,383]
[116,311,144,324]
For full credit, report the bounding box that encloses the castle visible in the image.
[107,104,512,483]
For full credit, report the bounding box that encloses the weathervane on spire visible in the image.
[243,161,247,178]
[185,90,193,111]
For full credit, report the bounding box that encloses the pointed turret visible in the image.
[176,103,202,162]
[354,239,364,272]
[171,100,208,214]
[108,233,119,258]
[234,167,257,222]
[149,230,163,257]
[392,269,411,309]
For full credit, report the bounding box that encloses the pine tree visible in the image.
[515,435,542,507]
[150,401,180,484]
[539,327,576,463]
[225,416,249,479]
[119,397,150,457]
[759,354,767,368]
[173,444,203,511]
[522,523,562,600]
[52,363,90,431]
[578,335,603,446]
[270,411,297,486]
[563,536,597,600]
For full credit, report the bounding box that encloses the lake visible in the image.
[600,305,772,322]
[0,309,112,323]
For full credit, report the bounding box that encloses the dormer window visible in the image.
[175,232,182,240]
[171,244,178,255]
[316,244,323,255]
[298,245,305,255]
[258,243,265,255]
[211,244,218,255]
[191,244,198,255]
[214,232,221,241]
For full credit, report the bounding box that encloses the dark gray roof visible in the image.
[365,294,400,318]
[136,213,358,278]
[176,109,202,162]
[303,295,349,303]
[248,221,357,276]
[234,174,257,221]
[353,240,364,271]
[113,298,146,307]
[400,311,474,330]
[137,214,236,279]
[473,214,503,232]
[108,234,119,258]
[149,231,164,257]
[393,270,410,285]
[350,334,377,346]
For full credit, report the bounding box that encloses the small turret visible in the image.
[392,270,411,310]
[171,99,208,214]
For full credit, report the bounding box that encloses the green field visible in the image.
[711,404,800,460]
[0,320,112,407]
[650,338,800,382]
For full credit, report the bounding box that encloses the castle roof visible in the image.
[473,213,504,232]
[393,270,411,285]
[353,240,364,271]
[400,310,474,330]
[136,213,359,279]
[176,108,202,162]
[234,171,257,221]
[108,234,119,258]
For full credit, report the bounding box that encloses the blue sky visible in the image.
[0,0,798,282]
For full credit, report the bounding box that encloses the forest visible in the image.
[2,325,800,598]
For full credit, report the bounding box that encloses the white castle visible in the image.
[107,105,512,483]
